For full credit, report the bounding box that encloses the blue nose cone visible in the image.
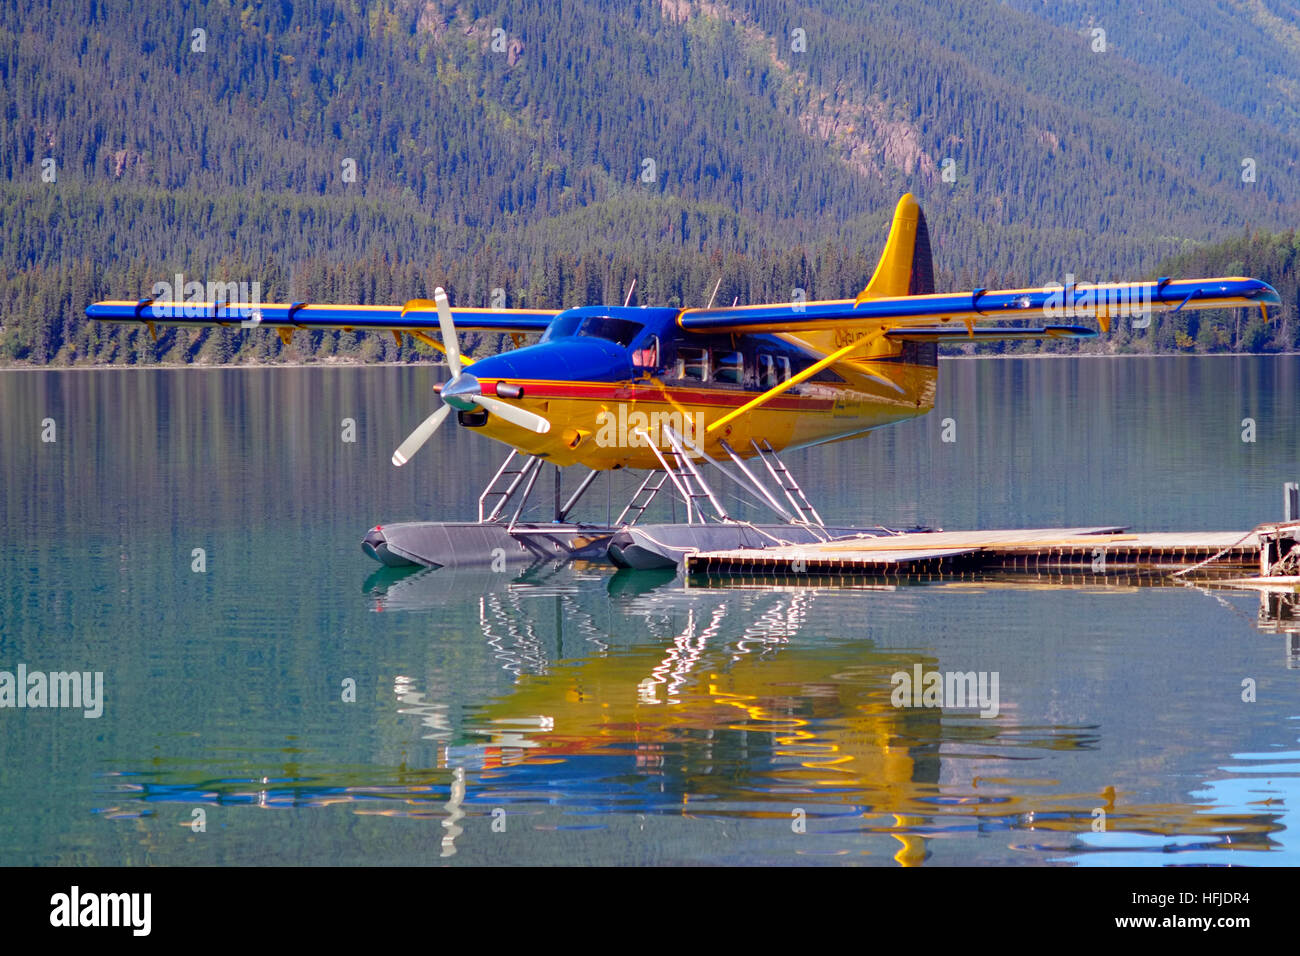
[468,338,634,384]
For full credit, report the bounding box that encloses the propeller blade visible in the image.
[392,404,452,466]
[471,395,551,434]
[434,287,462,377]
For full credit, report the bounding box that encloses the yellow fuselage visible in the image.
[466,344,937,470]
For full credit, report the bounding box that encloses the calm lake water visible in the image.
[1,356,1297,866]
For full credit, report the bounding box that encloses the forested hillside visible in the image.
[1,0,1298,364]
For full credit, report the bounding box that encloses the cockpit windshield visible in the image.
[540,314,644,347]
[539,314,582,342]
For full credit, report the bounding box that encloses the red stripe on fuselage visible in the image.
[476,379,835,410]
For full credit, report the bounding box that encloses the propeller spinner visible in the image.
[391,287,550,467]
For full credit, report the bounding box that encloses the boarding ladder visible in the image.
[663,427,730,524]
[623,427,729,525]
[752,439,825,527]
[479,451,544,523]
[616,471,673,527]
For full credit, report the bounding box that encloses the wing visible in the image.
[696,276,1281,435]
[85,297,557,348]
[677,277,1281,337]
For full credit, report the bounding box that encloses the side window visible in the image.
[632,334,660,370]
[776,356,792,383]
[713,350,743,385]
[758,353,776,389]
[678,347,708,381]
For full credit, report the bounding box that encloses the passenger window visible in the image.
[632,335,660,370]
[758,354,776,389]
[678,347,708,381]
[713,350,743,385]
[776,356,792,383]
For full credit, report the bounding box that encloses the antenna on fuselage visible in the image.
[706,277,722,309]
[623,278,637,308]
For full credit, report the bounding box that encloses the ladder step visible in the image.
[752,438,824,527]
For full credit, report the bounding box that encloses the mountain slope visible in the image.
[1,0,1297,363]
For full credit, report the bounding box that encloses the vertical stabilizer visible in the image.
[855,193,934,304]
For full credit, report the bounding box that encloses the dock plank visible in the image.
[683,526,1264,576]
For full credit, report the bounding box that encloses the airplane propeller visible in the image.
[392,287,550,467]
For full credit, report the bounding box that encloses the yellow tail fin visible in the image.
[854,193,935,305]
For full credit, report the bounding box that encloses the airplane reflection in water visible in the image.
[94,568,1295,864]
[359,566,1290,863]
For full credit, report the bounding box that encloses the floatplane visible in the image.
[87,194,1281,571]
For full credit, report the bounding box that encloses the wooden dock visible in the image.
[682,526,1266,578]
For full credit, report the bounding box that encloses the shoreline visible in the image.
[1,351,1296,371]
[0,359,447,372]
[938,350,1299,360]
